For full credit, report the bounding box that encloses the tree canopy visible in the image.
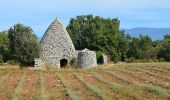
[0,31,9,62]
[8,23,40,65]
[67,15,170,62]
[67,15,123,61]
[157,35,170,61]
[0,15,170,65]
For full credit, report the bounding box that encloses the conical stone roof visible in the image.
[39,18,76,67]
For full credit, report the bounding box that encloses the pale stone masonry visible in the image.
[77,48,97,68]
[35,18,97,68]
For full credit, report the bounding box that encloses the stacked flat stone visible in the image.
[35,18,76,68]
[34,18,97,68]
[77,48,97,68]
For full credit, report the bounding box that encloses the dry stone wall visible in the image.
[77,49,97,68]
[36,18,76,67]
[35,18,97,68]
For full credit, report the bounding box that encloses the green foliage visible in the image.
[67,15,161,62]
[67,15,126,62]
[96,51,104,59]
[67,15,119,51]
[127,35,154,59]
[0,55,3,64]
[0,15,169,64]
[70,58,77,68]
[8,23,40,66]
[7,60,17,65]
[157,35,170,61]
[0,31,10,62]
[96,51,104,63]
[67,15,170,62]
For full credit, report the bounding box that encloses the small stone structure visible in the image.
[77,48,97,68]
[35,18,97,68]
[97,54,108,64]
[34,58,42,67]
[35,18,76,68]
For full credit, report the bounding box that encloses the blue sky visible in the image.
[0,0,170,37]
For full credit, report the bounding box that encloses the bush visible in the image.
[125,58,159,63]
[159,58,165,62]
[0,55,3,64]
[8,23,40,66]
[7,60,18,65]
[96,51,104,59]
[70,58,77,67]
[96,51,104,64]
[133,59,154,63]
[125,57,135,63]
[165,55,170,61]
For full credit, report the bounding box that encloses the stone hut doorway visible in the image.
[97,54,107,64]
[98,56,104,64]
[60,59,68,67]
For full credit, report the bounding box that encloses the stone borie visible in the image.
[35,18,97,68]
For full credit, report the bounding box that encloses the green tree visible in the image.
[127,35,153,59]
[67,15,122,62]
[158,35,170,61]
[67,15,165,62]
[67,15,119,51]
[8,23,40,65]
[0,31,10,62]
[0,55,3,64]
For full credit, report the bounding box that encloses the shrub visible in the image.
[0,55,3,64]
[8,23,40,66]
[125,57,135,63]
[7,60,18,65]
[70,58,77,67]
[96,51,104,64]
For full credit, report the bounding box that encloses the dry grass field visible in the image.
[0,62,169,100]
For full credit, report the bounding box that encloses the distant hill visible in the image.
[38,28,170,41]
[123,28,170,40]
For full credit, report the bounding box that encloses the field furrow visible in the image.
[20,70,40,100]
[0,63,169,100]
[91,72,144,100]
[74,73,110,100]
[105,69,169,99]
[95,70,128,86]
[0,70,10,77]
[12,71,26,100]
[62,73,101,100]
[45,72,68,100]
[117,68,170,89]
[0,70,21,99]
[39,71,49,99]
[127,66,170,81]
[147,67,170,77]
[0,72,11,85]
[57,74,79,100]
[125,67,170,87]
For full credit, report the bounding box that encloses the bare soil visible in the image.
[0,62,169,100]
